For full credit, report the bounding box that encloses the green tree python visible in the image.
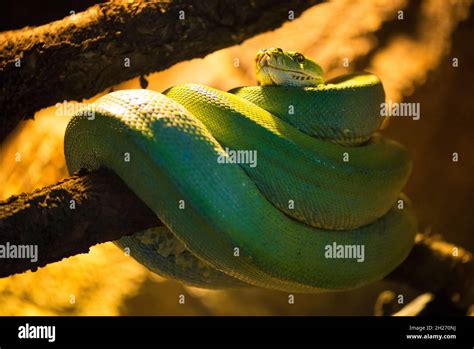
[64,48,417,293]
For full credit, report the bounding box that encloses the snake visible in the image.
[64,48,417,293]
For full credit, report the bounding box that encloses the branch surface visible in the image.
[0,0,321,141]
[0,169,161,277]
[386,234,474,308]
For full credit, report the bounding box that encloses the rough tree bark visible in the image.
[0,0,322,142]
[0,168,161,277]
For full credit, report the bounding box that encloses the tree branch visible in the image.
[0,0,322,142]
[386,234,474,308]
[1,169,473,307]
[0,168,161,277]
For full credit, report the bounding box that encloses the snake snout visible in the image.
[255,50,271,68]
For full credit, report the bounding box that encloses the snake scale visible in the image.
[64,48,417,293]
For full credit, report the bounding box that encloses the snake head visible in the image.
[255,48,325,87]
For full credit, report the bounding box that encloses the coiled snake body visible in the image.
[65,48,417,293]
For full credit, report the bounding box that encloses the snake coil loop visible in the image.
[65,50,416,293]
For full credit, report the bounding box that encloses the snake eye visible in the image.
[294,53,305,64]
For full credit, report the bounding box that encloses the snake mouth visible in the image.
[259,64,314,83]
[256,53,313,81]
